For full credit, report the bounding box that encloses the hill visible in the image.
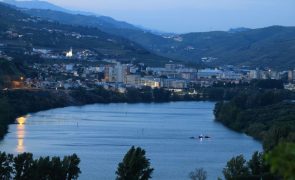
[1,0,102,16]
[3,0,141,31]
[3,1,295,69]
[23,8,295,69]
[0,2,171,66]
[113,26,295,70]
[2,0,68,12]
[160,26,295,69]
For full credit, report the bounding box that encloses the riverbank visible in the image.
[2,85,294,143]
[213,89,295,150]
[0,101,262,179]
[0,87,203,139]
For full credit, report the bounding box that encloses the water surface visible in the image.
[0,102,261,179]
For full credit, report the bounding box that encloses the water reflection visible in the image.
[16,116,27,153]
[0,102,262,179]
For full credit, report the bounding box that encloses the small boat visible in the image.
[198,135,211,139]
[190,135,211,140]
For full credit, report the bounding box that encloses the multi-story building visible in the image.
[249,69,260,79]
[162,79,187,89]
[114,63,128,83]
[197,69,222,79]
[288,70,295,82]
[104,65,115,82]
[140,77,161,88]
[125,74,141,86]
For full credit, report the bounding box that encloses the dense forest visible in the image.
[213,88,295,179]
[214,89,295,150]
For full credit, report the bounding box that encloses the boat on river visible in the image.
[190,134,211,139]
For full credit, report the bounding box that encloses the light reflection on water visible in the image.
[16,116,27,153]
[0,102,262,180]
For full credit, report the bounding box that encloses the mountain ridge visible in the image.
[0,2,171,66]
[2,0,295,69]
[24,7,295,69]
[2,0,98,16]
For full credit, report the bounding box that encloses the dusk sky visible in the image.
[43,0,295,33]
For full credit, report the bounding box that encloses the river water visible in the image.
[0,102,261,179]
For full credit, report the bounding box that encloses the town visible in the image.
[3,47,295,93]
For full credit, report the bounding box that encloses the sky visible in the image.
[45,0,295,33]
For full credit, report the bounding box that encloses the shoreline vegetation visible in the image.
[0,83,249,139]
[1,81,295,179]
[0,80,292,140]
[0,87,204,139]
[213,89,295,151]
[212,89,295,179]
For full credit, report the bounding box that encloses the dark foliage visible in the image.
[0,152,80,180]
[223,152,277,180]
[214,89,295,150]
[265,143,295,179]
[116,146,154,180]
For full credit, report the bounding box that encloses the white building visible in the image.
[104,66,115,82]
[66,48,73,58]
[249,70,260,79]
[140,77,161,88]
[114,63,128,83]
[221,71,242,80]
[162,79,187,89]
[125,74,141,85]
[288,70,295,82]
[197,69,222,79]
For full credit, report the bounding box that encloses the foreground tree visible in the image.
[223,155,250,180]
[189,168,207,180]
[265,143,295,179]
[0,152,13,180]
[247,151,264,176]
[0,152,80,180]
[63,154,81,180]
[116,146,154,180]
[13,153,35,180]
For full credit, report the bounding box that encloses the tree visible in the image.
[62,154,81,180]
[248,151,264,176]
[189,168,207,180]
[223,155,250,180]
[33,156,51,179]
[265,143,295,179]
[0,152,13,180]
[116,146,154,180]
[0,152,81,180]
[50,157,67,179]
[263,125,291,151]
[153,88,171,102]
[13,152,35,180]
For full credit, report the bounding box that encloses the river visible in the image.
[0,102,261,179]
